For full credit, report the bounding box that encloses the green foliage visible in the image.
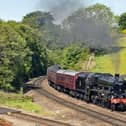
[14,23,49,77]
[0,20,49,90]
[0,22,29,90]
[48,44,89,70]
[61,44,88,69]
[22,11,66,49]
[22,11,54,29]
[0,91,43,114]
[119,12,126,29]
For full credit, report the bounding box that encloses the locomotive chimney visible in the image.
[114,73,120,80]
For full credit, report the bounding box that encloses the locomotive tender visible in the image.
[47,65,126,111]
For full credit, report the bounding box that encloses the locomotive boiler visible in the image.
[47,65,126,111]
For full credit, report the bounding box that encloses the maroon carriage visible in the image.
[47,65,60,84]
[56,70,79,90]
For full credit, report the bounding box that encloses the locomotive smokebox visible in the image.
[114,73,120,80]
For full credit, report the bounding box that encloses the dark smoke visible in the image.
[63,16,114,49]
[63,14,120,72]
[38,0,120,72]
[39,0,83,24]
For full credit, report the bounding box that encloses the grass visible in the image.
[91,37,126,74]
[0,91,45,115]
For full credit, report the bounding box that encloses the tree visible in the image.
[22,11,65,49]
[61,44,89,69]
[85,3,114,24]
[63,3,114,28]
[22,11,54,29]
[119,13,126,29]
[0,22,29,90]
[15,24,49,77]
[62,3,115,51]
[0,20,50,90]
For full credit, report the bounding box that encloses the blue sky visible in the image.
[87,0,126,15]
[0,0,126,21]
[0,0,38,21]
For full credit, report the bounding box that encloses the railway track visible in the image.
[0,77,71,126]
[10,112,72,126]
[0,107,20,114]
[37,88,126,126]
[31,77,126,126]
[119,112,126,116]
[0,107,71,126]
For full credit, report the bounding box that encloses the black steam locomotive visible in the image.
[47,65,126,111]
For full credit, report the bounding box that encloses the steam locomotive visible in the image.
[47,65,126,111]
